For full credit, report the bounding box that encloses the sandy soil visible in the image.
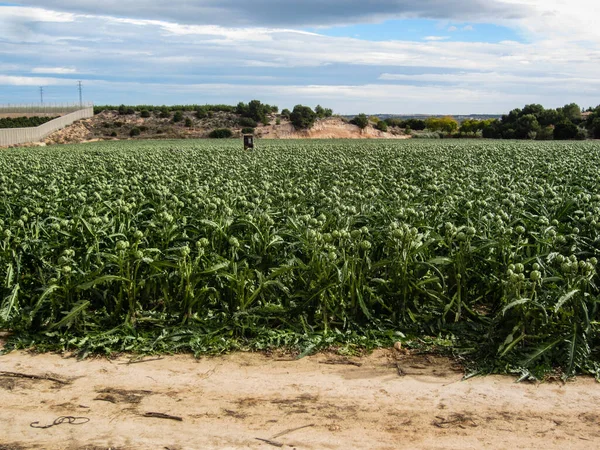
[1,343,599,450]
[260,118,409,140]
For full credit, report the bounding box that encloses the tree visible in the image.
[281,108,291,119]
[405,119,426,130]
[553,121,578,140]
[173,111,184,123]
[290,105,316,129]
[248,100,267,123]
[185,117,193,128]
[560,103,582,123]
[538,109,561,127]
[425,116,458,133]
[515,114,540,139]
[482,120,502,139]
[521,104,545,117]
[351,113,369,129]
[140,109,150,118]
[590,117,600,139]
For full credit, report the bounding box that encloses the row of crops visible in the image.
[1,139,599,378]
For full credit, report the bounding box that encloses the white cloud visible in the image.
[1,2,600,112]
[448,26,458,32]
[0,75,76,86]
[463,25,474,31]
[424,36,450,41]
[31,67,77,74]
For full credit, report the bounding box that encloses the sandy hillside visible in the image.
[36,112,408,146]
[261,118,409,139]
[1,341,598,450]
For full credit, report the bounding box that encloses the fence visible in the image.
[0,107,94,147]
[0,103,93,115]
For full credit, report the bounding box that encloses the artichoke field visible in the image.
[1,139,599,378]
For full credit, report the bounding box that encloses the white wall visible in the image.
[0,107,94,147]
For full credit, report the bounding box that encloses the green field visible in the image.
[1,139,599,379]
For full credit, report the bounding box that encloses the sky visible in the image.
[0,0,599,114]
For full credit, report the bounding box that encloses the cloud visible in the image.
[10,0,530,27]
[0,75,76,86]
[31,67,77,74]
[448,26,458,32]
[463,25,474,31]
[1,3,600,113]
[424,36,450,41]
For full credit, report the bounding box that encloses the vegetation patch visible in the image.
[0,116,59,129]
[1,139,599,380]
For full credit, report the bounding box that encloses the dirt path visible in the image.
[0,348,599,450]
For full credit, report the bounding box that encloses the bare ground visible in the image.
[1,345,599,450]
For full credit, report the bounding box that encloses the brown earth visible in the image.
[38,111,408,146]
[1,342,599,450]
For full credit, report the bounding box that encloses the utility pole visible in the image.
[77,81,83,107]
[39,86,44,105]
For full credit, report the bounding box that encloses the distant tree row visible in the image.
[95,101,335,130]
[465,103,596,140]
[0,116,58,129]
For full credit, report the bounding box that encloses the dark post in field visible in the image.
[243,134,254,150]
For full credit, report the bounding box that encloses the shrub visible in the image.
[173,111,184,123]
[209,128,233,138]
[140,110,150,118]
[554,121,578,140]
[239,117,258,128]
[114,121,124,127]
[351,113,369,129]
[129,127,141,137]
[276,118,281,125]
[110,131,117,137]
[290,105,317,130]
[139,126,148,132]
[185,118,193,128]
[195,107,208,119]
[241,127,255,135]
[281,109,291,119]
[375,121,388,132]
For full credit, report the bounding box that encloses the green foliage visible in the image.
[425,116,459,133]
[351,113,369,129]
[185,118,193,128]
[159,107,171,119]
[236,100,277,124]
[0,116,58,129]
[140,110,151,118]
[482,102,585,140]
[241,127,255,135]
[129,127,141,137]
[315,105,333,118]
[239,117,258,128]
[375,121,388,132]
[1,139,599,379]
[554,121,579,140]
[118,105,135,116]
[290,105,316,130]
[173,111,184,123]
[281,109,291,119]
[208,128,233,138]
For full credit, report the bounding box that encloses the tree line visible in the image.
[0,116,58,129]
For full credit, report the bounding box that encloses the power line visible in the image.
[39,86,44,104]
[77,81,83,107]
